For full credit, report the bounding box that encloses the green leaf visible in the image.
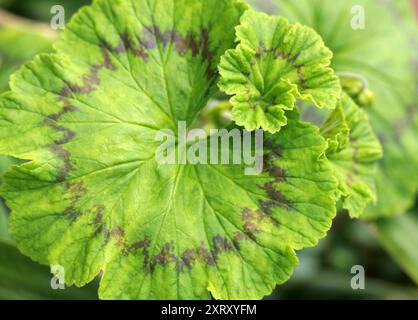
[322,93,383,218]
[0,0,338,299]
[0,21,54,243]
[0,240,98,299]
[218,10,340,133]
[375,210,418,285]
[270,0,418,218]
[320,99,349,153]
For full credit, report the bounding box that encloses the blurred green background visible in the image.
[0,0,417,300]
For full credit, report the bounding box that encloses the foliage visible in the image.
[0,0,416,300]
[266,0,418,219]
[218,10,340,133]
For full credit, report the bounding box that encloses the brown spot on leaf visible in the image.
[196,246,214,265]
[59,86,73,99]
[91,205,107,239]
[212,235,234,259]
[264,140,284,158]
[125,239,151,266]
[102,26,215,78]
[151,242,178,272]
[267,166,287,182]
[179,248,197,271]
[259,199,275,215]
[44,119,76,145]
[103,32,149,60]
[142,26,168,47]
[177,245,215,272]
[100,45,117,70]
[139,26,212,60]
[62,181,88,222]
[122,233,249,274]
[67,65,101,95]
[111,227,124,238]
[234,231,247,243]
[47,105,80,121]
[121,32,149,60]
[68,181,87,194]
[242,208,268,235]
[94,205,105,224]
[109,227,125,246]
[261,182,293,210]
[264,156,287,183]
[49,145,72,182]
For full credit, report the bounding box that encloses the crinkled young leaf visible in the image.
[0,0,338,300]
[269,0,418,218]
[322,94,383,218]
[218,10,340,133]
[320,100,349,153]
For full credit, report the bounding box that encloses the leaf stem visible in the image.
[0,9,58,40]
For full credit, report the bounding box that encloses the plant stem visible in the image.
[0,9,58,39]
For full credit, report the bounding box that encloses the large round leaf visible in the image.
[0,0,338,299]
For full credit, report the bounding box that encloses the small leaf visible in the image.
[323,93,383,218]
[320,101,349,153]
[218,10,341,133]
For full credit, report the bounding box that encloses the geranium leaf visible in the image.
[218,10,340,133]
[0,0,339,299]
[322,93,383,218]
[270,0,418,218]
